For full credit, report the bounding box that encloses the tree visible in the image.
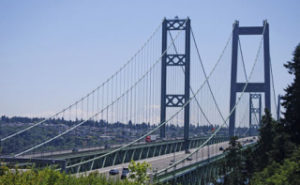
[281,43,300,145]
[223,136,244,185]
[242,147,256,179]
[128,160,151,185]
[246,43,300,183]
[254,109,277,170]
[269,122,295,163]
[251,147,300,185]
[0,166,136,185]
[248,109,294,173]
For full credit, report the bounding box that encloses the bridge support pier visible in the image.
[160,18,191,152]
[229,20,271,137]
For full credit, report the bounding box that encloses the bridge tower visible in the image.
[249,93,262,136]
[160,18,191,152]
[229,20,271,137]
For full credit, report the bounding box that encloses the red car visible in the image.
[145,135,151,143]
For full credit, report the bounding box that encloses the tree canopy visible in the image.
[281,43,300,144]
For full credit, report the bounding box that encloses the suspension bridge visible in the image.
[0,17,279,184]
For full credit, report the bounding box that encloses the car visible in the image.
[109,169,119,175]
[186,156,192,161]
[121,168,129,179]
[122,167,129,172]
[219,146,224,151]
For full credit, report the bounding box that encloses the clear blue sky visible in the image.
[0,0,299,117]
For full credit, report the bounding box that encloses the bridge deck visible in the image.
[79,136,256,180]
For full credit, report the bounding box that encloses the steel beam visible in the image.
[160,18,167,138]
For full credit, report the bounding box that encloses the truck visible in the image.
[145,135,158,143]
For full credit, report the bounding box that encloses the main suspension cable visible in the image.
[191,27,229,126]
[1,22,162,142]
[157,22,266,175]
[65,27,232,170]
[14,22,184,157]
[168,31,214,127]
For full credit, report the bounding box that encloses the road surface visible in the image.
[78,136,257,179]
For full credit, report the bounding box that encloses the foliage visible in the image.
[128,160,151,185]
[224,137,242,170]
[241,147,255,179]
[268,122,295,164]
[0,166,134,185]
[241,109,295,173]
[255,109,280,170]
[0,160,152,185]
[281,43,300,145]
[251,147,300,185]
[238,43,300,184]
[222,136,245,185]
[221,109,297,184]
[236,109,296,183]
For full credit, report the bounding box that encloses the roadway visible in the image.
[79,136,257,179]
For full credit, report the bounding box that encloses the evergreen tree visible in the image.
[269,122,295,163]
[242,147,255,179]
[223,136,244,185]
[251,147,300,185]
[234,43,300,184]
[255,109,277,170]
[251,109,294,171]
[282,43,300,145]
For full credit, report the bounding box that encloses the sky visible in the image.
[0,0,299,117]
